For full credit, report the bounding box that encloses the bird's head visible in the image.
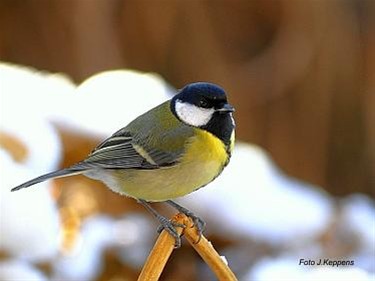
[171,82,235,128]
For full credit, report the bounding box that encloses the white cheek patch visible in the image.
[175,100,214,127]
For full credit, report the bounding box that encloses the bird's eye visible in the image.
[199,99,209,108]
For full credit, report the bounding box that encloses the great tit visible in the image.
[12,82,235,247]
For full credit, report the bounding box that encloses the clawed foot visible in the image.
[187,212,206,243]
[139,199,206,248]
[138,199,185,248]
[166,200,206,244]
[156,217,185,248]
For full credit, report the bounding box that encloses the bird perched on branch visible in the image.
[12,82,235,247]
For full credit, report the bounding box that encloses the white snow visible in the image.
[0,63,173,138]
[0,114,61,174]
[53,215,113,281]
[340,194,375,272]
[69,70,173,136]
[53,213,155,280]
[0,260,48,281]
[0,62,76,122]
[0,149,60,261]
[341,194,375,253]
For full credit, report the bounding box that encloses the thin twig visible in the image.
[137,213,185,281]
[138,213,238,281]
[183,217,237,281]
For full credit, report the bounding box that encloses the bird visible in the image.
[12,82,235,247]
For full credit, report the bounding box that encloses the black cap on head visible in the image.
[182,82,227,99]
[174,82,228,109]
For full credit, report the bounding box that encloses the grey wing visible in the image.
[75,131,180,170]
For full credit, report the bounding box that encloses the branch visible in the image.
[184,218,237,281]
[138,213,237,281]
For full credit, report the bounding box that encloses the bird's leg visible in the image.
[138,199,185,248]
[166,200,206,243]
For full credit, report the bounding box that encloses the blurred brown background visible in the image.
[0,0,374,198]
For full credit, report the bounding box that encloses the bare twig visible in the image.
[137,213,185,281]
[184,219,237,281]
[138,213,237,281]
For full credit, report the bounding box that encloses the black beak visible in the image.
[216,103,235,113]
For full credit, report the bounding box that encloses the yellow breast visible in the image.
[184,128,229,169]
[110,129,230,202]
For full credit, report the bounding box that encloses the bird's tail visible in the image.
[11,166,86,192]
